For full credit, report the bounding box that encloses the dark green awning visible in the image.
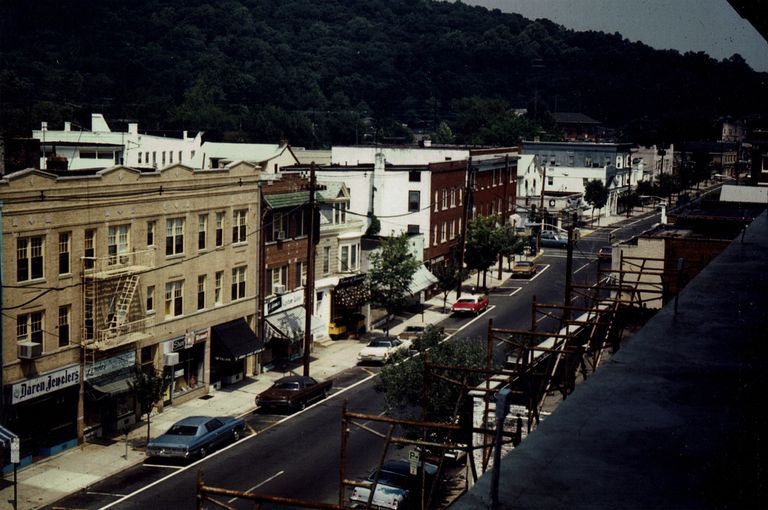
[263,191,309,209]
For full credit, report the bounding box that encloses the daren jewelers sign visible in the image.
[12,364,81,404]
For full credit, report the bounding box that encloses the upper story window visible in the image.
[215,271,223,305]
[450,189,456,208]
[409,171,421,182]
[408,191,420,212]
[339,243,359,272]
[17,310,44,346]
[231,266,246,300]
[232,209,247,244]
[434,191,439,212]
[271,212,285,241]
[215,212,224,247]
[58,232,71,275]
[197,274,206,311]
[334,202,347,224]
[147,221,156,247]
[84,229,96,270]
[17,236,44,282]
[58,305,70,347]
[442,189,448,210]
[108,224,130,265]
[322,246,331,275]
[198,214,208,250]
[165,280,183,318]
[166,218,185,256]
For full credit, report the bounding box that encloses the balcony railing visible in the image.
[88,317,151,350]
[82,248,155,279]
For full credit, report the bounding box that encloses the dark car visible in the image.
[540,231,567,248]
[398,325,426,341]
[597,246,613,261]
[146,415,245,459]
[256,375,332,411]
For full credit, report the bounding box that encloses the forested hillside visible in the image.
[1,0,765,146]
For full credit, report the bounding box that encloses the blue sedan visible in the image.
[146,415,245,459]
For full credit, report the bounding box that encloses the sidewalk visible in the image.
[0,208,645,510]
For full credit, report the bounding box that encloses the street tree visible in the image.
[367,234,421,337]
[498,225,527,271]
[129,366,168,445]
[376,334,487,440]
[584,179,609,224]
[465,215,503,289]
[432,260,464,313]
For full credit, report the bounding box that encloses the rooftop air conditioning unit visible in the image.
[273,284,286,295]
[18,341,42,360]
[276,230,286,241]
[164,352,180,367]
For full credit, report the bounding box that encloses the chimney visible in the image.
[128,123,138,135]
[41,122,48,131]
[64,122,71,131]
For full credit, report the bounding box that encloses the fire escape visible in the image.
[82,249,154,365]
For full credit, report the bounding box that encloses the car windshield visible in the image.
[457,298,476,304]
[166,425,199,436]
[369,339,393,348]
[274,381,301,390]
[517,262,532,267]
[370,470,410,488]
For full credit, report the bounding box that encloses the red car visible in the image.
[451,294,489,316]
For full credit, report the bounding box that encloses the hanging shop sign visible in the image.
[265,289,303,316]
[12,364,81,404]
[84,350,136,381]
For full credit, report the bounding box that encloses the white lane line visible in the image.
[508,287,522,297]
[87,491,127,498]
[228,470,285,503]
[573,261,593,274]
[141,463,184,470]
[528,264,549,280]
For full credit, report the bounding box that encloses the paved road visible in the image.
[44,212,663,510]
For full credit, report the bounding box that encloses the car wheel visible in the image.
[199,447,207,459]
[322,389,328,399]
[233,429,241,441]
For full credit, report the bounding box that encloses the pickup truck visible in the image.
[255,375,332,412]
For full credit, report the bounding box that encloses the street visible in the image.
[43,212,664,510]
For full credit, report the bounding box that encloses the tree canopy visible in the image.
[2,0,765,147]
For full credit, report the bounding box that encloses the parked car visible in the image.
[511,260,537,278]
[597,246,613,261]
[358,337,412,364]
[540,230,568,248]
[450,294,489,316]
[349,459,439,510]
[398,325,426,341]
[146,415,245,460]
[255,375,332,411]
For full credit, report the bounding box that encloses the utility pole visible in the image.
[537,166,546,254]
[564,213,576,321]
[257,184,267,369]
[456,158,473,299]
[303,164,318,377]
[498,156,509,280]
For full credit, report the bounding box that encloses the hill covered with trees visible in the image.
[2,0,766,147]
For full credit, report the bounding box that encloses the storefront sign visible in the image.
[193,329,208,344]
[265,289,303,315]
[171,336,186,352]
[84,350,136,380]
[12,364,81,404]
[267,296,282,314]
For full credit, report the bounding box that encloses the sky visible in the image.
[466,0,768,72]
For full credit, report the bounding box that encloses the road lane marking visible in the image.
[528,264,549,280]
[573,261,593,274]
[507,287,522,297]
[141,463,184,469]
[228,470,285,503]
[86,491,127,497]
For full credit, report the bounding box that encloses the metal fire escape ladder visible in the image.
[107,274,139,333]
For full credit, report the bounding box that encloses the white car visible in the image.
[357,337,412,364]
[350,459,438,510]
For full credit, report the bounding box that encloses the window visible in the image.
[108,224,130,265]
[548,176,554,186]
[147,221,156,247]
[441,222,447,242]
[58,306,70,347]
[232,209,247,243]
[166,218,185,256]
[583,178,590,187]
[459,188,463,206]
[197,275,206,310]
[585,156,593,167]
[161,151,166,166]
[433,225,438,246]
[231,266,246,300]
[434,191,439,212]
[409,170,421,182]
[442,189,448,210]
[449,220,455,240]
[198,214,208,250]
[450,188,456,207]
[568,155,575,166]
[152,151,157,165]
[138,152,142,165]
[169,151,173,164]
[178,151,182,163]
[271,212,285,241]
[408,191,420,212]
[215,212,224,247]
[322,246,331,275]
[339,244,359,272]
[267,266,287,295]
[334,203,347,224]
[17,236,44,282]
[215,271,223,305]
[17,311,43,345]
[59,232,71,275]
[165,281,183,318]
[295,262,306,288]
[147,285,155,313]
[407,224,420,234]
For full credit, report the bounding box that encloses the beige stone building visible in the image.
[1,162,263,464]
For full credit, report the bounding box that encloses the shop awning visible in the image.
[211,318,264,362]
[86,367,134,398]
[266,307,324,338]
[409,264,438,294]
